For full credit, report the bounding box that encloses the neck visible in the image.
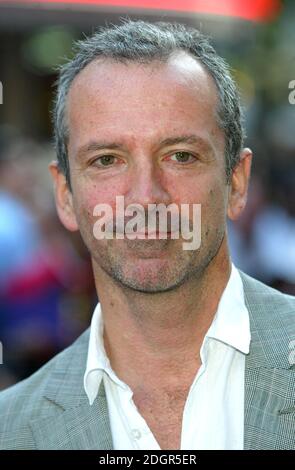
[93,238,231,389]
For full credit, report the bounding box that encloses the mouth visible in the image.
[123,230,179,239]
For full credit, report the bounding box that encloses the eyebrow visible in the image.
[76,134,212,160]
[158,135,212,151]
[77,141,124,160]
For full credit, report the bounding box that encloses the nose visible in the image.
[125,158,171,208]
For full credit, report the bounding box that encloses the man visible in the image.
[0,20,294,450]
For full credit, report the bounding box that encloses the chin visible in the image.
[113,260,188,294]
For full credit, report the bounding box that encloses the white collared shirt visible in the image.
[84,264,251,450]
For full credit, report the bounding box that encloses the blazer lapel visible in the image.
[241,272,295,450]
[30,384,113,450]
[29,330,114,450]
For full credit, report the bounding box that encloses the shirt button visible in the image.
[131,429,141,440]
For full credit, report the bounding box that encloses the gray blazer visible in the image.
[0,272,294,450]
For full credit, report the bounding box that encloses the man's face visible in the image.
[52,52,250,293]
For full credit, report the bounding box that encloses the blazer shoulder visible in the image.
[0,328,90,448]
[240,271,295,369]
[240,270,295,320]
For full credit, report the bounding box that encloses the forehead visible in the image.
[66,51,222,151]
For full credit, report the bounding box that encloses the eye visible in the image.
[168,151,197,164]
[94,155,118,167]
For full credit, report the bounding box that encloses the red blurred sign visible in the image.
[0,0,281,22]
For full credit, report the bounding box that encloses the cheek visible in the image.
[167,171,224,207]
[164,173,204,205]
[203,185,229,234]
[71,177,128,225]
[186,173,228,226]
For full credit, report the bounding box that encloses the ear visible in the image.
[49,161,79,232]
[227,148,253,221]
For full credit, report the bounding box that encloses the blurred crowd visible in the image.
[229,173,295,293]
[0,129,96,389]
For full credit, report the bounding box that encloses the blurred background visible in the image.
[0,0,295,389]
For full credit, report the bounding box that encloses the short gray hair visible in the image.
[53,19,245,186]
